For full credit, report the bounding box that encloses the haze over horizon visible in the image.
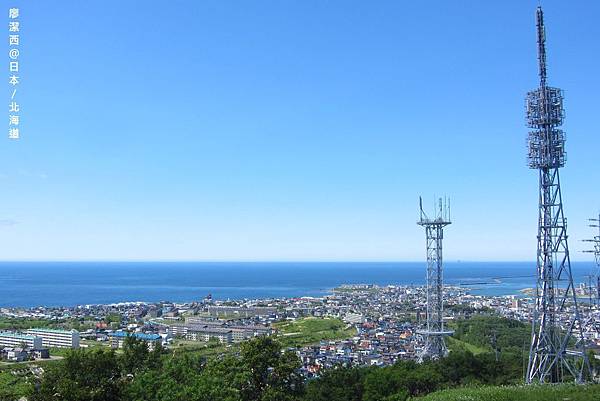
[1,0,599,262]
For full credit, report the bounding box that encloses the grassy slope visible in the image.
[273,317,356,348]
[0,360,62,400]
[416,384,600,401]
[166,317,355,359]
[0,370,31,399]
[171,338,240,359]
[447,336,488,355]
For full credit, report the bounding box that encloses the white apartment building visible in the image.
[230,326,271,343]
[170,323,271,343]
[343,313,365,324]
[168,324,189,337]
[25,328,80,348]
[186,326,232,343]
[0,332,43,350]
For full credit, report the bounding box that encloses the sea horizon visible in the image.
[1,261,597,309]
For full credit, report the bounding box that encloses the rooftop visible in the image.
[0,331,38,340]
[27,328,78,335]
[109,331,161,341]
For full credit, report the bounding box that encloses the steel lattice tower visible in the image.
[417,197,453,362]
[581,215,600,340]
[583,214,600,308]
[525,7,590,384]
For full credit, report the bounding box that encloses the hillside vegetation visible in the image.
[451,316,530,355]
[3,316,598,401]
[417,384,600,401]
[273,317,356,347]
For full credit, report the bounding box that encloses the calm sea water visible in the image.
[0,262,595,308]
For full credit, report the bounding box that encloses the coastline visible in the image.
[0,261,594,308]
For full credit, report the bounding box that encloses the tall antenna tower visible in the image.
[417,196,453,362]
[583,214,600,307]
[525,6,590,384]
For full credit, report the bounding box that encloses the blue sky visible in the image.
[2,0,599,261]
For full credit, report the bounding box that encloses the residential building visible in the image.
[230,326,272,343]
[168,324,189,337]
[109,331,161,350]
[0,332,42,350]
[5,347,29,362]
[186,326,232,343]
[207,306,276,318]
[25,328,80,348]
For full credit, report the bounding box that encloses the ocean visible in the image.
[0,261,595,308]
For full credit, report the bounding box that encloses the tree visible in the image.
[125,354,218,401]
[383,391,408,401]
[239,337,304,401]
[304,367,366,401]
[31,349,123,401]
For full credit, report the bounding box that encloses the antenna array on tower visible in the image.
[583,215,600,307]
[524,6,590,384]
[416,197,453,362]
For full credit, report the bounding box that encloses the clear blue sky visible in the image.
[2,0,599,261]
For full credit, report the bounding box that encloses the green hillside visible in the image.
[417,384,600,401]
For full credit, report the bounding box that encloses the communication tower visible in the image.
[583,214,600,307]
[417,197,453,362]
[525,7,590,384]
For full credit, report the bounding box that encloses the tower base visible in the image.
[417,329,454,362]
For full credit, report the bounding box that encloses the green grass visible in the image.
[171,338,240,359]
[0,358,61,371]
[48,347,74,357]
[447,337,488,355]
[416,384,600,401]
[0,369,32,399]
[0,361,64,400]
[273,317,356,348]
[80,339,110,350]
[169,317,356,357]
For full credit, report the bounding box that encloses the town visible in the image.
[2,283,599,377]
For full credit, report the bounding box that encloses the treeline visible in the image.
[451,315,600,372]
[22,337,524,401]
[304,351,523,401]
[28,336,303,401]
[452,315,530,355]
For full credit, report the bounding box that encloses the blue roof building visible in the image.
[108,331,161,350]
